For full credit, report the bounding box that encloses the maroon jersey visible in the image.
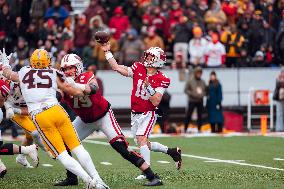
[63,72,110,123]
[130,62,170,112]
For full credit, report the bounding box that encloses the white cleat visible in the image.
[0,159,7,178]
[27,144,39,167]
[135,174,146,180]
[16,154,33,168]
[86,178,110,189]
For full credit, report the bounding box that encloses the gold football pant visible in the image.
[11,114,37,134]
[31,105,81,157]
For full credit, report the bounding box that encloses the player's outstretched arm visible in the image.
[101,42,129,77]
[57,76,85,97]
[0,49,19,82]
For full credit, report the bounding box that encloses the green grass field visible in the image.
[1,136,284,189]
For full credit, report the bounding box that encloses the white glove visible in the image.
[4,102,14,119]
[65,77,76,87]
[0,48,12,69]
[6,107,14,119]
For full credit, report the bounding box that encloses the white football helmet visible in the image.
[143,47,166,68]
[60,54,84,78]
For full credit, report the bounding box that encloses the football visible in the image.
[94,31,110,44]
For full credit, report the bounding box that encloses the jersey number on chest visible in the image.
[135,79,149,100]
[22,70,53,89]
[73,96,92,108]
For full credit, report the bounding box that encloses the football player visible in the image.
[101,43,182,179]
[0,79,38,178]
[58,54,162,186]
[0,48,108,189]
[2,80,49,167]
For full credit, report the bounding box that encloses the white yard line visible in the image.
[204,160,245,163]
[84,139,284,171]
[157,161,170,164]
[273,158,284,161]
[100,162,112,165]
[42,164,53,167]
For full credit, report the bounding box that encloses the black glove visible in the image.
[89,84,97,95]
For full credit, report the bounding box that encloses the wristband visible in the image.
[13,108,22,115]
[105,51,114,60]
[146,85,156,96]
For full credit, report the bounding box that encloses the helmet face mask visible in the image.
[60,54,84,79]
[143,47,166,68]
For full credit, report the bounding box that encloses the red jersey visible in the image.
[130,62,170,112]
[63,72,110,123]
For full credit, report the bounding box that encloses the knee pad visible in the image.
[0,143,14,155]
[111,141,145,168]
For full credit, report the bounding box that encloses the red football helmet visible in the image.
[143,47,166,68]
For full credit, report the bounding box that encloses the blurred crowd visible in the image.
[1,0,284,71]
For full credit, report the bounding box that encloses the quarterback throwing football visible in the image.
[101,42,182,179]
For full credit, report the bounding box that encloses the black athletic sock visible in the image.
[143,167,155,181]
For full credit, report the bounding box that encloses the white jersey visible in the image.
[204,42,226,67]
[7,81,26,108]
[18,66,59,113]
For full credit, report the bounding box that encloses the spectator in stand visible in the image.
[204,33,226,67]
[30,0,49,24]
[196,0,208,17]
[10,16,26,47]
[73,14,91,58]
[273,70,284,132]
[109,6,129,40]
[42,39,58,67]
[263,3,280,30]
[25,22,39,49]
[221,0,238,25]
[188,26,207,67]
[206,71,223,133]
[168,0,184,26]
[251,50,267,67]
[122,0,143,33]
[184,66,207,133]
[276,22,284,65]
[237,48,252,67]
[204,0,227,26]
[144,26,165,50]
[82,39,97,68]
[93,29,119,69]
[171,51,186,70]
[84,0,107,23]
[172,15,193,64]
[120,29,144,67]
[151,6,167,38]
[87,65,104,96]
[248,10,264,56]
[221,24,245,67]
[0,3,13,34]
[9,0,30,25]
[262,20,276,48]
[44,0,69,26]
[89,15,107,37]
[12,37,29,70]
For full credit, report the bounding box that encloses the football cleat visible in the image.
[16,154,32,168]
[167,147,182,170]
[0,159,7,178]
[54,177,78,186]
[135,174,147,180]
[144,177,163,187]
[86,178,110,189]
[27,144,39,167]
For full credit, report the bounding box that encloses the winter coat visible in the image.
[206,80,224,123]
[109,15,129,40]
